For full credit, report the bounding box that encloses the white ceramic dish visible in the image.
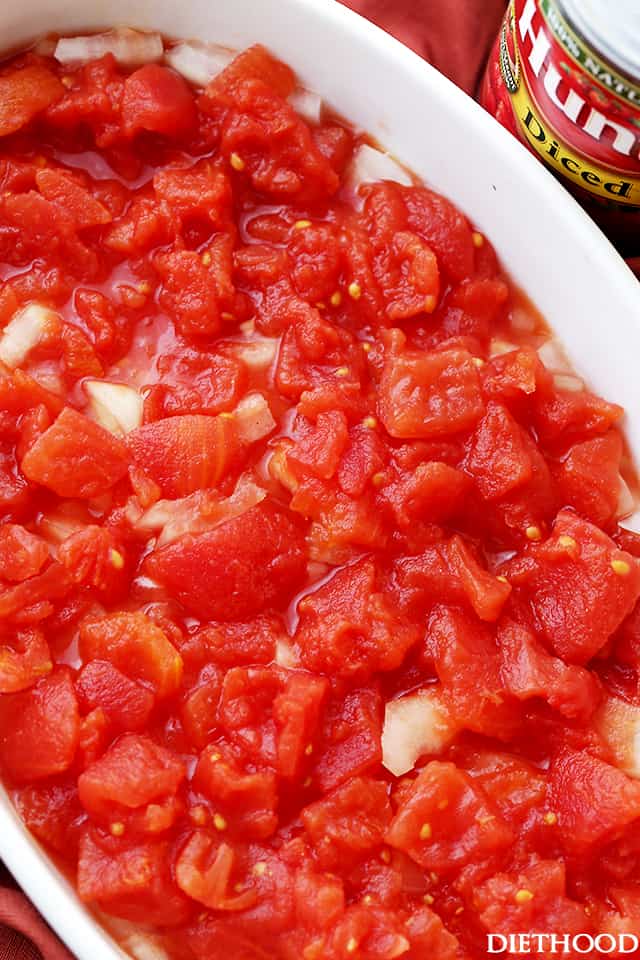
[0,1,639,958]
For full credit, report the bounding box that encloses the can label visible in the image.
[482,0,640,208]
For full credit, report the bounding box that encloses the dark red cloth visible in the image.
[0,2,633,959]
[342,0,506,94]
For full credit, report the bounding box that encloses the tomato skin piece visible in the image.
[385,761,513,873]
[76,661,155,733]
[0,65,64,137]
[145,501,307,621]
[549,749,640,855]
[78,828,192,926]
[127,414,237,499]
[0,670,79,783]
[122,64,197,138]
[79,611,183,699]
[21,407,129,499]
[78,733,185,819]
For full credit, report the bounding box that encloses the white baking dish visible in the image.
[0,1,639,958]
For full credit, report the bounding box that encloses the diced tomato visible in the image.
[386,761,513,873]
[302,777,392,869]
[0,65,64,137]
[464,402,535,500]
[0,670,79,782]
[426,605,520,739]
[15,778,84,855]
[382,460,469,528]
[311,687,383,793]
[78,733,185,819]
[504,510,640,663]
[194,748,278,840]
[35,168,112,231]
[176,833,257,912]
[475,860,591,945]
[122,64,197,138]
[76,661,155,733]
[296,558,420,679]
[79,612,183,699]
[555,431,623,528]
[548,749,640,855]
[0,627,52,694]
[378,329,484,439]
[127,415,237,498]
[78,828,191,925]
[394,536,511,623]
[145,501,307,620]
[21,407,129,499]
[287,411,349,481]
[498,619,600,721]
[0,524,49,582]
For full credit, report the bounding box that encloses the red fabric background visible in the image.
[0,1,635,958]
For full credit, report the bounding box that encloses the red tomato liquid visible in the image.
[0,36,639,960]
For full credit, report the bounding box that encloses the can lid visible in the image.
[560,0,640,81]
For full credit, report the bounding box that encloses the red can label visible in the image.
[482,0,640,208]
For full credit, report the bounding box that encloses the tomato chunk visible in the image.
[78,733,185,819]
[79,612,183,698]
[378,330,484,440]
[0,65,64,137]
[78,829,191,925]
[122,64,197,137]
[21,407,129,499]
[127,415,237,498]
[385,761,513,873]
[146,501,306,620]
[0,670,79,782]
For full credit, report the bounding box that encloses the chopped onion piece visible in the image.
[39,508,86,544]
[595,697,640,779]
[509,305,537,332]
[55,29,163,67]
[288,89,323,124]
[234,337,279,372]
[137,476,267,547]
[617,475,635,519]
[620,511,640,534]
[382,688,457,777]
[84,380,143,436]
[0,304,57,368]
[489,338,519,358]
[124,935,170,960]
[233,393,276,445]
[348,144,413,191]
[537,338,572,373]
[164,41,233,87]
[553,373,583,393]
[275,637,299,669]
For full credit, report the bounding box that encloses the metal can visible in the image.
[481,0,640,256]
